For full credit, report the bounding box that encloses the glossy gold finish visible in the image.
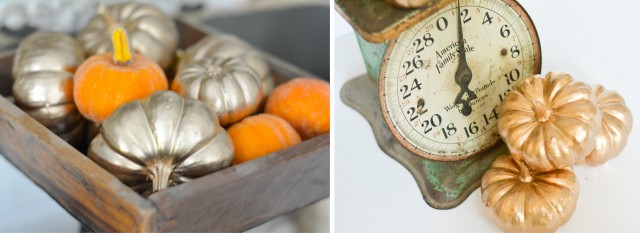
[88,91,234,196]
[173,57,263,126]
[577,85,633,166]
[482,154,579,233]
[498,72,600,171]
[12,32,86,144]
[178,34,274,99]
[384,0,431,8]
[77,2,178,69]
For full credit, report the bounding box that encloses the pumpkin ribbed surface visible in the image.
[577,85,633,165]
[498,72,600,171]
[482,154,579,233]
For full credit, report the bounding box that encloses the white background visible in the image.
[335,0,640,232]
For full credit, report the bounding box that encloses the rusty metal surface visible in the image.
[335,0,453,43]
[340,74,506,209]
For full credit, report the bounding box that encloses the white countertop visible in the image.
[335,0,640,232]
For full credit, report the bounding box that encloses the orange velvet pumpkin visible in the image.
[74,26,167,123]
[265,77,330,139]
[228,113,301,164]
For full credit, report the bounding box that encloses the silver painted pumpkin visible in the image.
[178,34,274,99]
[77,2,178,69]
[12,32,86,144]
[172,57,263,126]
[88,91,234,196]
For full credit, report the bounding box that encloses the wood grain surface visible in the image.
[0,91,156,232]
[150,134,329,232]
[0,19,329,232]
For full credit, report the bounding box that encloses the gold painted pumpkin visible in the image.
[178,34,274,99]
[577,85,633,166]
[77,2,178,69]
[172,57,263,126]
[12,32,86,145]
[498,72,600,171]
[482,154,579,233]
[88,91,234,196]
[383,0,431,8]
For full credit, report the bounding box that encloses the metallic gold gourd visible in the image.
[498,72,601,172]
[383,0,431,8]
[577,85,633,166]
[88,91,234,196]
[482,154,579,233]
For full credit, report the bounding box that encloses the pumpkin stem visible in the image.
[150,161,173,192]
[532,100,552,123]
[205,66,220,77]
[111,26,134,65]
[516,159,533,183]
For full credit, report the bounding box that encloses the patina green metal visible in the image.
[337,0,453,80]
[341,75,505,209]
[355,34,387,80]
[335,0,453,43]
[338,0,510,209]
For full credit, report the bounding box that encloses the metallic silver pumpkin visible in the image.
[172,57,263,126]
[77,2,178,69]
[12,32,86,144]
[178,34,274,99]
[88,91,234,196]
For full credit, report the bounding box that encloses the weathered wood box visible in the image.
[0,19,329,232]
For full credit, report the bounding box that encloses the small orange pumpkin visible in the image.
[74,26,167,123]
[265,78,330,139]
[228,113,301,164]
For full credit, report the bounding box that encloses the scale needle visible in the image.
[454,0,477,116]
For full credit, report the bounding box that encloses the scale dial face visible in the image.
[379,0,541,161]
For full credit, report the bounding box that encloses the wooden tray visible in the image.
[0,19,329,232]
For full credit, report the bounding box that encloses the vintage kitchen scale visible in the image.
[337,0,541,209]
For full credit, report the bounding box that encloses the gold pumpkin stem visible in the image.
[150,161,173,192]
[111,26,134,65]
[533,100,552,123]
[516,159,533,183]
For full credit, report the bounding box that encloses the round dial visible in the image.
[379,0,541,161]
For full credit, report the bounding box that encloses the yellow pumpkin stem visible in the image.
[516,159,533,183]
[111,27,133,65]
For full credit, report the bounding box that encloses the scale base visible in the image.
[340,75,507,209]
